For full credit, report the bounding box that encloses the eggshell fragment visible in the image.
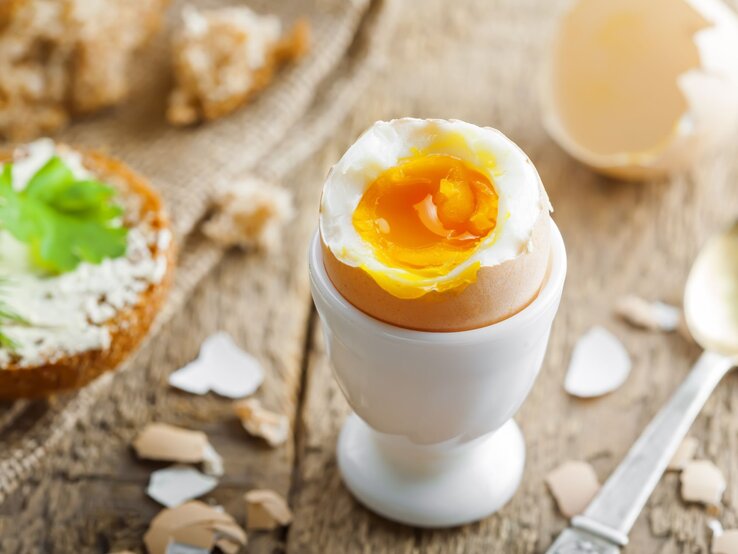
[234,398,289,447]
[161,546,209,554]
[147,466,218,508]
[541,0,738,180]
[144,501,246,554]
[209,522,247,547]
[169,524,215,550]
[201,443,224,477]
[322,210,552,332]
[714,530,738,554]
[545,460,600,518]
[680,460,726,505]
[614,295,682,332]
[564,326,632,398]
[667,437,698,471]
[133,423,224,477]
[708,518,725,537]
[245,489,293,530]
[215,538,242,554]
[169,332,264,399]
[133,423,210,464]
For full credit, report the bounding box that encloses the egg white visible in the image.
[319,118,551,295]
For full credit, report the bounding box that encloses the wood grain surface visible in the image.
[2,1,738,552]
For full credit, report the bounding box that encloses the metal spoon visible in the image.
[546,220,738,554]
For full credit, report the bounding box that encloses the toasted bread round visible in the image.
[0,148,175,398]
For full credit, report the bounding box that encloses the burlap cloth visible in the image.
[0,0,398,505]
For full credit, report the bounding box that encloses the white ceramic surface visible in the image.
[309,220,567,527]
[338,414,526,527]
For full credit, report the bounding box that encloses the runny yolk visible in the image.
[352,153,499,277]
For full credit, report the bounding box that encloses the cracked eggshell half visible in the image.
[319,118,552,332]
[541,0,738,181]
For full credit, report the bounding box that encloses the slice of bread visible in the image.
[0,147,175,398]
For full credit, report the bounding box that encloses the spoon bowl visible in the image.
[684,220,738,356]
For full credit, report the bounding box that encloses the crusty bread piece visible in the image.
[0,149,175,398]
[167,5,310,126]
[0,0,170,141]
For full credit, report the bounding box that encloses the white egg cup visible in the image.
[308,221,567,528]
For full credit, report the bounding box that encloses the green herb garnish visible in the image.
[0,156,128,273]
[0,332,15,350]
[0,278,26,350]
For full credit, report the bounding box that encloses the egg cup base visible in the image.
[338,413,525,528]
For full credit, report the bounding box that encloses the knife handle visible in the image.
[572,350,734,545]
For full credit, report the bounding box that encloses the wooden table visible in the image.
[2,1,738,552]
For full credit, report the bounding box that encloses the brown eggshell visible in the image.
[540,0,738,182]
[322,211,552,332]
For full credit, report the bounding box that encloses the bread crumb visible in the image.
[203,177,294,252]
[0,0,169,140]
[167,5,309,125]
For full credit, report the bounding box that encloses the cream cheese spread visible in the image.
[0,140,169,368]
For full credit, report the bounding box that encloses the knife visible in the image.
[545,351,735,553]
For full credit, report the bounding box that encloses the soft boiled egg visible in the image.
[541,0,738,180]
[319,118,552,332]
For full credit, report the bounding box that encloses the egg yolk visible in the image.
[353,154,499,277]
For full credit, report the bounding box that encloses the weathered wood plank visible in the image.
[287,0,738,552]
